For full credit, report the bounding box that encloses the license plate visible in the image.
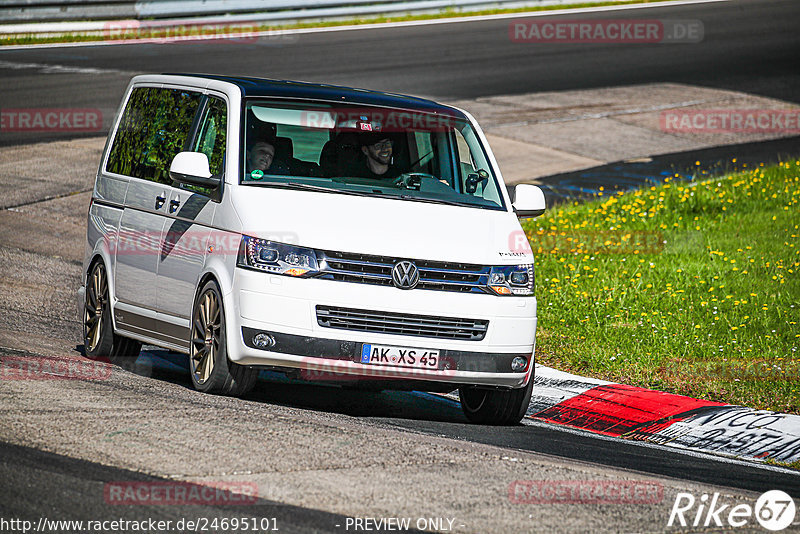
[360,343,440,370]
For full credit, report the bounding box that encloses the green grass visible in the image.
[523,161,800,413]
[0,0,672,46]
[765,458,800,470]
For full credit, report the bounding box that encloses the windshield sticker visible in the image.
[250,170,264,180]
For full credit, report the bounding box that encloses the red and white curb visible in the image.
[525,365,800,464]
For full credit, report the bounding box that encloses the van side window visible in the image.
[194,97,227,176]
[107,87,202,184]
[180,96,228,197]
[454,129,475,181]
[454,127,501,204]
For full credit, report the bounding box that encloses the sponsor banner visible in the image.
[527,365,612,416]
[527,376,609,416]
[531,383,726,437]
[104,481,258,505]
[0,108,103,132]
[509,19,703,43]
[527,365,800,465]
[647,407,800,463]
[660,109,800,134]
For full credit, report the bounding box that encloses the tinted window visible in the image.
[194,96,227,176]
[107,87,202,184]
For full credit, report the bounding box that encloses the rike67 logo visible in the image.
[667,490,796,531]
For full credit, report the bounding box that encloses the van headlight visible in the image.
[488,264,534,296]
[237,236,319,277]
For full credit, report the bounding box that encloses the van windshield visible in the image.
[240,101,506,210]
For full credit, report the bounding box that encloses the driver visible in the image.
[356,133,401,181]
[245,140,289,177]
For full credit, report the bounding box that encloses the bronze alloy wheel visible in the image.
[83,260,141,363]
[190,289,221,385]
[188,280,258,396]
[84,262,107,353]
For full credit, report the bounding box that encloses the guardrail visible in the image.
[0,0,607,24]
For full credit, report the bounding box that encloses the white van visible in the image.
[79,74,546,425]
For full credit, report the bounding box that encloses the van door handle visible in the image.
[155,195,166,209]
[169,199,181,213]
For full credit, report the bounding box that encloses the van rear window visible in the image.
[107,87,202,184]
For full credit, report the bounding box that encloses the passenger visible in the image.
[356,133,401,180]
[245,140,289,178]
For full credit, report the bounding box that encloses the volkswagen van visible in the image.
[79,74,546,425]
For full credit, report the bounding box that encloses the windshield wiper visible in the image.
[253,181,482,207]
[256,181,373,197]
[396,195,477,207]
[364,189,480,207]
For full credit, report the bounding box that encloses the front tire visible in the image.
[189,280,257,396]
[83,261,141,364]
[459,377,534,425]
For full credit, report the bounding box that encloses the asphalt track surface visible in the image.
[1,440,362,533]
[0,0,799,146]
[2,0,800,529]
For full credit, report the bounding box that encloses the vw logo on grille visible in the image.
[392,261,420,290]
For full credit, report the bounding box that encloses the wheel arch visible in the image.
[194,271,221,302]
[192,260,237,361]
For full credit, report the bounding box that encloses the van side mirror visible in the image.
[169,152,221,189]
[512,184,546,218]
[465,169,489,194]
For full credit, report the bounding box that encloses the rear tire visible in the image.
[189,280,257,396]
[459,377,534,425]
[83,261,142,365]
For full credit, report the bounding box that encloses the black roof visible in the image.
[163,73,466,118]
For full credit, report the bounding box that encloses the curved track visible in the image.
[1,1,799,531]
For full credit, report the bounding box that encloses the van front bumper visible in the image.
[238,327,532,387]
[227,269,537,388]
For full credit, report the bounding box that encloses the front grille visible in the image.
[318,250,490,293]
[316,305,489,341]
